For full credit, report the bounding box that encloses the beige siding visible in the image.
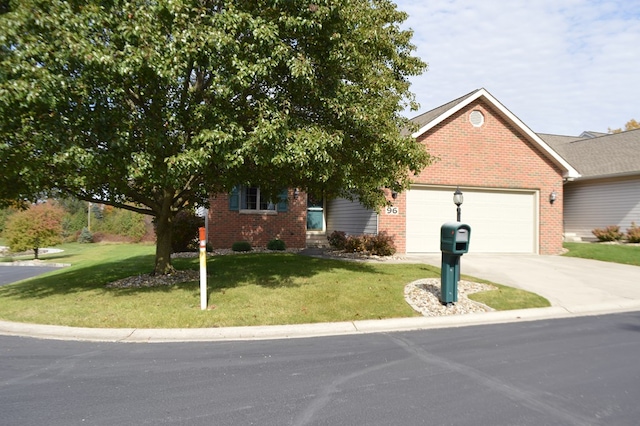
[564,176,640,240]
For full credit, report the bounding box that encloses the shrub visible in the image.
[169,210,205,252]
[341,232,396,256]
[77,227,94,243]
[327,230,347,250]
[365,231,397,256]
[344,235,367,253]
[627,222,640,243]
[592,226,624,242]
[232,241,252,252]
[267,238,286,251]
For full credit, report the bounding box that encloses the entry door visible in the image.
[307,196,324,231]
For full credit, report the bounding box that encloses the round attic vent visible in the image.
[470,110,484,127]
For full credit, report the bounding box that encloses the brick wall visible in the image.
[207,189,307,249]
[379,189,407,253]
[379,99,565,255]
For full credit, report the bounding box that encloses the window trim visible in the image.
[240,187,276,212]
[229,186,288,213]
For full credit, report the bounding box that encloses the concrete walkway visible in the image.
[1,253,639,342]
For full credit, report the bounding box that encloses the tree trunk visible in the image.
[33,247,39,260]
[153,203,175,276]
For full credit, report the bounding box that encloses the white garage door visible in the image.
[406,187,538,253]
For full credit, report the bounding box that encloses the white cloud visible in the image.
[394,0,640,134]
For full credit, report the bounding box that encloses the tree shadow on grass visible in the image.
[0,253,156,299]
[179,253,383,291]
[0,253,393,300]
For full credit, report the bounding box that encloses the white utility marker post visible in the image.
[199,227,207,310]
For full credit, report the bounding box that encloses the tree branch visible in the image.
[74,194,155,216]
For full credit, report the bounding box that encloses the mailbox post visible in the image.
[440,222,471,305]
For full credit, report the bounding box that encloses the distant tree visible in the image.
[0,0,431,275]
[4,203,64,259]
[0,206,17,235]
[609,118,640,134]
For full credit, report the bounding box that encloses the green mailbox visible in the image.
[440,222,471,254]
[440,222,471,305]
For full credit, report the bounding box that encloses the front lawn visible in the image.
[563,242,640,267]
[0,243,548,328]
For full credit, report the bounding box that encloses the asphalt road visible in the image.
[0,265,61,286]
[2,312,639,425]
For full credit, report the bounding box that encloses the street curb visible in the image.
[2,303,639,343]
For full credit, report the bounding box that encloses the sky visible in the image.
[393,0,640,136]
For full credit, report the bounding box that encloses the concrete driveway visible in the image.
[410,253,640,313]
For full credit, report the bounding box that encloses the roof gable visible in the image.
[411,88,581,179]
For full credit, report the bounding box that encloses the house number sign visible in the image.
[385,206,399,215]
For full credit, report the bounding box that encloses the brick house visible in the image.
[207,88,580,254]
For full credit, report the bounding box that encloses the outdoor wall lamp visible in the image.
[453,186,463,222]
[294,188,300,199]
[391,190,398,199]
[549,190,557,204]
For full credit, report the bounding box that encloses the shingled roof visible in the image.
[540,129,640,179]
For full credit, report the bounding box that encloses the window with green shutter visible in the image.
[229,186,288,212]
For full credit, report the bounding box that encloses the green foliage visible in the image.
[591,226,624,242]
[169,210,204,252]
[57,197,87,216]
[0,0,431,273]
[327,230,347,250]
[0,206,16,235]
[267,238,286,251]
[4,203,63,258]
[61,210,87,240]
[232,241,252,252]
[626,222,640,243]
[92,207,147,242]
[77,227,93,244]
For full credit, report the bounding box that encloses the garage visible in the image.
[406,186,538,253]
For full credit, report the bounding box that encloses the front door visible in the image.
[306,196,324,231]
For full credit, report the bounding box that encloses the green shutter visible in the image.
[229,186,239,211]
[277,188,288,212]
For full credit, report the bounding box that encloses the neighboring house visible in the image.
[207,88,580,254]
[540,129,640,241]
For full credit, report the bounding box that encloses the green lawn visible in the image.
[0,243,549,328]
[563,242,640,267]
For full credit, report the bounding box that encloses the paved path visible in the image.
[0,264,62,286]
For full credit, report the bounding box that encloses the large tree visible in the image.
[0,0,431,275]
